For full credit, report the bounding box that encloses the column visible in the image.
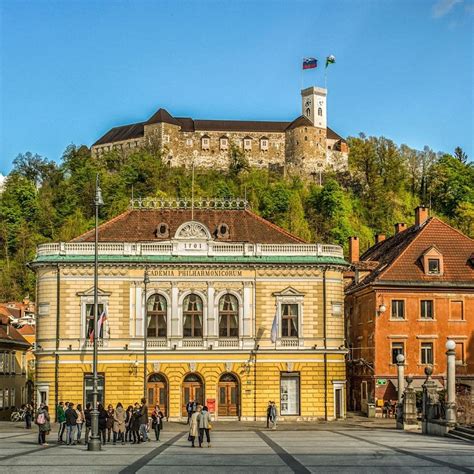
[396,353,405,403]
[170,284,180,338]
[207,283,216,338]
[135,286,143,337]
[242,282,253,338]
[445,340,457,424]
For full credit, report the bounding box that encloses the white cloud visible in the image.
[432,0,463,18]
[0,174,5,192]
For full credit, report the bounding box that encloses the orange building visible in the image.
[345,207,474,413]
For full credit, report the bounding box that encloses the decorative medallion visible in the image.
[175,221,210,239]
[287,362,294,372]
[189,362,197,372]
[153,362,160,372]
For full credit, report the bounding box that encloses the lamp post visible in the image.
[143,268,150,399]
[88,174,103,452]
[396,353,405,403]
[445,340,456,424]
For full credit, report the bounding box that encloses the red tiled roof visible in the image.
[18,325,35,336]
[0,321,30,347]
[71,208,306,244]
[349,217,474,290]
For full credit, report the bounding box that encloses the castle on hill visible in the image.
[91,87,348,174]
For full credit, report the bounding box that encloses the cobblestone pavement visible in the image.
[0,420,473,473]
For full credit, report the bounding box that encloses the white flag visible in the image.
[270,313,278,343]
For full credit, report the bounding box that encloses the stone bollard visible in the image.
[402,376,418,431]
[445,340,457,424]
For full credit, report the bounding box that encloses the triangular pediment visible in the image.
[76,287,112,297]
[272,287,305,297]
[421,245,442,258]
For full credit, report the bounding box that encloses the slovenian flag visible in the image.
[325,55,336,68]
[270,312,278,343]
[303,58,318,70]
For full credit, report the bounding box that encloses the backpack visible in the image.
[36,412,45,425]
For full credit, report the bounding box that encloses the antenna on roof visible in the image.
[131,185,134,202]
[191,161,195,220]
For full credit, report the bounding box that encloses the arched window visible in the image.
[183,294,203,338]
[305,108,311,117]
[147,294,167,337]
[318,107,323,116]
[219,294,239,338]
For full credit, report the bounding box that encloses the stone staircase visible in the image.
[446,425,474,443]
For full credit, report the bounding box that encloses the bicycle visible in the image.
[10,408,26,422]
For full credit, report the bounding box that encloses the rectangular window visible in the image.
[5,352,10,373]
[450,301,464,320]
[332,302,343,316]
[220,138,228,150]
[201,138,210,149]
[11,388,15,408]
[163,135,170,144]
[281,304,298,337]
[391,342,404,364]
[280,372,300,415]
[85,304,104,340]
[391,300,405,319]
[420,300,434,319]
[428,258,440,274]
[0,352,4,373]
[421,342,434,365]
[38,302,50,316]
[4,389,9,409]
[11,353,15,374]
[244,139,252,150]
[260,139,268,151]
[0,389,3,409]
[455,342,464,365]
[83,374,105,407]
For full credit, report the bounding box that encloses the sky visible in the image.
[0,0,473,175]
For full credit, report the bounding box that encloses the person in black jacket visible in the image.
[151,404,164,441]
[65,402,78,445]
[98,404,107,444]
[131,403,141,444]
[84,403,92,444]
[125,405,133,443]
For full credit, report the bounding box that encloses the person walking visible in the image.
[106,404,115,443]
[113,402,126,444]
[36,404,51,446]
[65,402,78,445]
[56,401,66,444]
[131,403,141,444]
[151,404,164,441]
[269,401,278,430]
[75,404,85,444]
[84,403,92,444]
[125,405,133,443]
[198,405,212,448]
[139,397,149,442]
[186,399,195,424]
[25,404,33,429]
[98,404,107,445]
[266,401,272,428]
[188,405,201,448]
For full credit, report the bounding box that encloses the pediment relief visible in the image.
[76,287,112,297]
[174,221,211,240]
[272,286,305,297]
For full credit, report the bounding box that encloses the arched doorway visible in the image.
[218,373,239,417]
[182,373,204,416]
[147,373,168,417]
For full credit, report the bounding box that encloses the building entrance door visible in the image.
[335,388,342,418]
[218,373,239,417]
[147,373,167,417]
[182,373,204,416]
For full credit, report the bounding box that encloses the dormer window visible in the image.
[201,136,210,150]
[421,246,444,276]
[220,137,229,150]
[428,259,440,274]
[244,137,252,151]
[260,137,269,151]
[216,222,230,239]
[155,222,169,238]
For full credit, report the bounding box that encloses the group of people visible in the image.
[266,401,278,429]
[33,398,164,447]
[187,403,212,448]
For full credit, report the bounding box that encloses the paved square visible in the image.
[0,423,473,473]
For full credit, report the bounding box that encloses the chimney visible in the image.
[375,234,386,244]
[415,206,429,226]
[394,223,407,234]
[348,236,359,263]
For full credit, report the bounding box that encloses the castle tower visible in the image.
[301,86,327,130]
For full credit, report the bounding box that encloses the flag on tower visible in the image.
[303,57,318,70]
[325,55,336,68]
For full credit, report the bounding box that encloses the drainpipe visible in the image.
[323,267,328,421]
[253,265,257,421]
[55,264,61,421]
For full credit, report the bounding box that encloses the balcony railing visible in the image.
[36,241,344,259]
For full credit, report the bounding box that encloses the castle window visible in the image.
[186,138,193,147]
[220,137,229,150]
[201,136,210,150]
[244,138,252,151]
[260,138,269,151]
[318,107,323,116]
[305,108,311,117]
[163,135,170,144]
[304,136,308,141]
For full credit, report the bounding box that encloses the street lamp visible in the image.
[143,268,150,399]
[88,174,103,452]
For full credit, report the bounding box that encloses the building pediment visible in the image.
[76,287,112,297]
[272,287,305,297]
[174,221,212,240]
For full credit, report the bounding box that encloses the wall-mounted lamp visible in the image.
[173,344,177,351]
[312,344,318,350]
[124,344,129,351]
[377,304,387,317]
[209,344,213,351]
[68,344,72,351]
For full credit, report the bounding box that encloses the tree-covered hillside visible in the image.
[1,136,472,300]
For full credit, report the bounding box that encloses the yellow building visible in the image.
[31,199,348,421]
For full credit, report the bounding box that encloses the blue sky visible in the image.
[0,0,472,174]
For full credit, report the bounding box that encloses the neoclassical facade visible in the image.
[91,87,348,174]
[31,199,348,421]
